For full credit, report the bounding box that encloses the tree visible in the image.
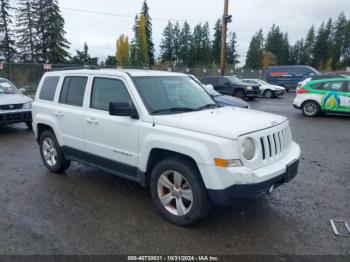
[105,55,116,66]
[178,21,192,66]
[312,19,333,69]
[288,39,305,65]
[130,15,140,65]
[172,22,181,65]
[160,21,174,64]
[342,20,350,68]
[33,0,70,63]
[212,19,222,64]
[16,0,38,62]
[331,12,348,69]
[138,14,148,65]
[227,31,239,68]
[116,34,130,66]
[245,29,264,69]
[140,0,154,65]
[0,0,16,62]
[71,42,97,65]
[304,26,315,65]
[265,24,289,65]
[200,22,211,66]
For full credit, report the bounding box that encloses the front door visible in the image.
[84,76,139,173]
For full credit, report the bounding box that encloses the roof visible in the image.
[307,77,350,85]
[44,69,186,77]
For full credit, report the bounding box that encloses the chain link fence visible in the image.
[0,62,266,95]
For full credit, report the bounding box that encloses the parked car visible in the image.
[201,76,260,100]
[32,69,300,226]
[188,74,250,109]
[296,74,349,90]
[0,78,33,128]
[293,78,350,117]
[266,65,319,91]
[324,71,350,77]
[242,78,285,98]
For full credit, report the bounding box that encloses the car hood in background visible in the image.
[260,84,285,91]
[0,94,32,105]
[214,95,249,108]
[153,107,287,140]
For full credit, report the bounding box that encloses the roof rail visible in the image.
[52,65,101,71]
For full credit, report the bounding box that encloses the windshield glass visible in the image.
[225,76,244,84]
[202,85,220,96]
[133,76,216,114]
[0,79,20,95]
[256,79,269,85]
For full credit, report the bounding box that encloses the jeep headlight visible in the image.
[23,102,32,109]
[241,137,255,160]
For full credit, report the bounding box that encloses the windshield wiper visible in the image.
[152,107,198,115]
[195,104,218,110]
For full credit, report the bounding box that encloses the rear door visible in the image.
[56,75,88,151]
[319,81,348,113]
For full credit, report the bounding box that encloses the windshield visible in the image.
[225,76,244,84]
[256,79,269,85]
[133,76,216,115]
[0,79,20,95]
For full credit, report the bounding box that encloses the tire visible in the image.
[302,101,320,117]
[25,121,32,129]
[39,130,71,173]
[150,157,211,226]
[234,89,245,99]
[263,89,273,98]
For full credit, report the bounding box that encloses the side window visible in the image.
[219,77,229,85]
[39,76,59,101]
[91,78,133,111]
[345,82,350,92]
[59,76,88,107]
[310,83,324,89]
[322,81,344,91]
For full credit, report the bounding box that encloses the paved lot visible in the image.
[0,93,349,255]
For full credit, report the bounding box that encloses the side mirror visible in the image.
[109,102,139,119]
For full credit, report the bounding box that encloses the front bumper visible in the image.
[0,110,32,125]
[208,160,299,205]
[273,90,285,97]
[293,96,303,109]
[246,90,260,97]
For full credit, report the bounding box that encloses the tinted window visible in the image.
[322,81,344,91]
[59,76,87,107]
[202,77,218,85]
[310,83,324,89]
[39,76,59,101]
[91,78,132,111]
[345,82,350,92]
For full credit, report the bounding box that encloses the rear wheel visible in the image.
[150,157,211,226]
[302,101,320,117]
[39,130,71,173]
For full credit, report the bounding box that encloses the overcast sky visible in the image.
[59,0,350,65]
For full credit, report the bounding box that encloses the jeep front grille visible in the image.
[260,126,292,160]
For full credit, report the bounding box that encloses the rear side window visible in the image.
[39,76,59,101]
[59,76,88,107]
[322,81,344,91]
[310,83,324,89]
[91,78,132,111]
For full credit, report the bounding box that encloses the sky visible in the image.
[59,0,350,66]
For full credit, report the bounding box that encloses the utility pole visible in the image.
[220,0,232,76]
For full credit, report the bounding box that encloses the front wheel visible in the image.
[263,89,273,98]
[302,101,320,117]
[150,157,211,226]
[39,130,71,173]
[234,89,245,99]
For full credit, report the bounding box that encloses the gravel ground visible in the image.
[0,93,349,256]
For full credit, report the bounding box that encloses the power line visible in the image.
[61,7,217,23]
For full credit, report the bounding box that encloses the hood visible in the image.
[264,84,285,90]
[214,95,249,108]
[0,94,32,106]
[153,107,287,140]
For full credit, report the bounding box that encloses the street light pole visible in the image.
[220,0,231,76]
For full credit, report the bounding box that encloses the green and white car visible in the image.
[293,78,350,117]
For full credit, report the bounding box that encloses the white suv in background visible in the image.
[32,69,301,225]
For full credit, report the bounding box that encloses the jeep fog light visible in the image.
[242,137,255,160]
[214,159,242,168]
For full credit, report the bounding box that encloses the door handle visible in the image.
[86,118,99,125]
[54,111,64,117]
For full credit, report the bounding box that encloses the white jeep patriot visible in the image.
[32,69,301,225]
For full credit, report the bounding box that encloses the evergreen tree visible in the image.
[71,42,97,65]
[312,19,333,69]
[130,15,140,65]
[281,33,290,64]
[212,19,221,64]
[140,0,154,65]
[178,21,191,66]
[227,31,239,68]
[16,0,37,62]
[160,21,174,64]
[0,0,16,62]
[172,22,181,65]
[331,12,347,69]
[200,22,211,66]
[105,55,116,66]
[138,14,148,65]
[342,20,350,68]
[116,34,130,66]
[33,0,70,63]
[245,29,264,69]
[265,24,288,65]
[304,26,315,65]
[190,23,202,66]
[288,39,305,65]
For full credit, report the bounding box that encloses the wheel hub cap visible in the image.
[42,137,57,167]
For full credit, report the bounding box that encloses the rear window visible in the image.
[39,76,59,101]
[59,76,87,107]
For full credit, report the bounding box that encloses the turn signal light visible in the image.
[214,158,242,168]
[296,89,309,94]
